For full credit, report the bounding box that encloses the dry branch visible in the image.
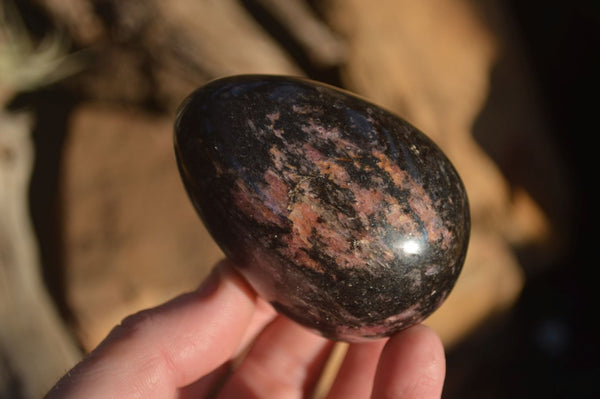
[251,0,347,67]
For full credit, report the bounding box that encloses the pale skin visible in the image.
[45,261,446,399]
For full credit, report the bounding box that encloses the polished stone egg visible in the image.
[174,75,470,342]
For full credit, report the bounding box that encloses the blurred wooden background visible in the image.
[2,0,590,398]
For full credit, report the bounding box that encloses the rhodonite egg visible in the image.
[174,75,470,342]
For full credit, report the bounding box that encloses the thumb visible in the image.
[45,261,258,399]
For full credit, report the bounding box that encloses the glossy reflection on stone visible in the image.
[174,75,470,342]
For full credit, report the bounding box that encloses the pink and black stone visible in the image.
[174,75,470,342]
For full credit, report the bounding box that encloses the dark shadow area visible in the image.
[8,88,81,325]
[445,266,598,398]
[445,1,599,397]
[9,0,52,38]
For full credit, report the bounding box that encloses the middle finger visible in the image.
[218,316,334,399]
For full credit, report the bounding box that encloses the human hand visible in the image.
[45,261,445,398]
